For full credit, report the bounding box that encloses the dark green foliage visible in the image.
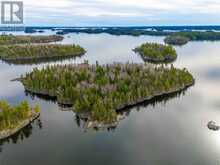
[54,27,220,41]
[164,31,220,45]
[21,63,194,122]
[0,44,86,61]
[0,34,85,64]
[164,35,189,45]
[0,100,40,131]
[175,31,220,41]
[134,43,177,63]
[55,28,171,36]
[0,35,63,45]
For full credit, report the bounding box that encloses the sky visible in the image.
[19,0,220,26]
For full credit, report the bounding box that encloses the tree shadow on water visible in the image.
[24,84,193,132]
[0,118,42,153]
[73,86,192,132]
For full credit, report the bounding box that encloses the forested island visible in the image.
[19,63,194,122]
[0,44,86,64]
[0,35,63,45]
[0,100,40,140]
[164,35,189,45]
[134,43,177,63]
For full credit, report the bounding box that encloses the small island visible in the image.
[19,63,194,122]
[133,43,177,63]
[0,35,64,45]
[0,100,40,140]
[164,35,189,46]
[0,44,86,64]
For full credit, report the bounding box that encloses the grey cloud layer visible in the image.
[23,0,220,25]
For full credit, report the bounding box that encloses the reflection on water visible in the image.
[58,86,191,132]
[0,119,42,153]
[2,56,83,65]
[1,33,220,165]
[135,52,177,65]
[25,90,57,104]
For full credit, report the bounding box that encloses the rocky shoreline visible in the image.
[134,50,177,63]
[1,52,84,61]
[1,52,85,65]
[115,81,194,111]
[133,43,177,63]
[207,121,220,131]
[0,111,40,140]
[19,63,194,122]
[22,80,194,111]
[0,44,86,65]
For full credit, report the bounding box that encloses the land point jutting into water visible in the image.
[19,63,194,122]
[0,35,64,45]
[56,86,190,131]
[0,44,86,64]
[0,100,40,140]
[164,31,220,45]
[134,43,177,63]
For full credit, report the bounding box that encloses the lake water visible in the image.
[0,32,220,165]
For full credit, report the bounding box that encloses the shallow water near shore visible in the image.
[0,32,220,165]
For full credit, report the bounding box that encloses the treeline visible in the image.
[175,31,220,41]
[0,34,86,64]
[43,27,220,45]
[164,35,189,46]
[73,86,189,131]
[53,27,220,41]
[21,63,194,122]
[0,100,40,131]
[24,26,220,34]
[0,35,63,45]
[55,28,171,36]
[0,44,86,61]
[134,43,177,63]
[165,31,220,45]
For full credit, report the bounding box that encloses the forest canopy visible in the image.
[0,44,86,64]
[134,43,177,63]
[164,35,189,46]
[0,100,40,132]
[0,35,64,45]
[164,31,220,45]
[20,63,194,122]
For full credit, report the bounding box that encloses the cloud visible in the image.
[21,0,220,25]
